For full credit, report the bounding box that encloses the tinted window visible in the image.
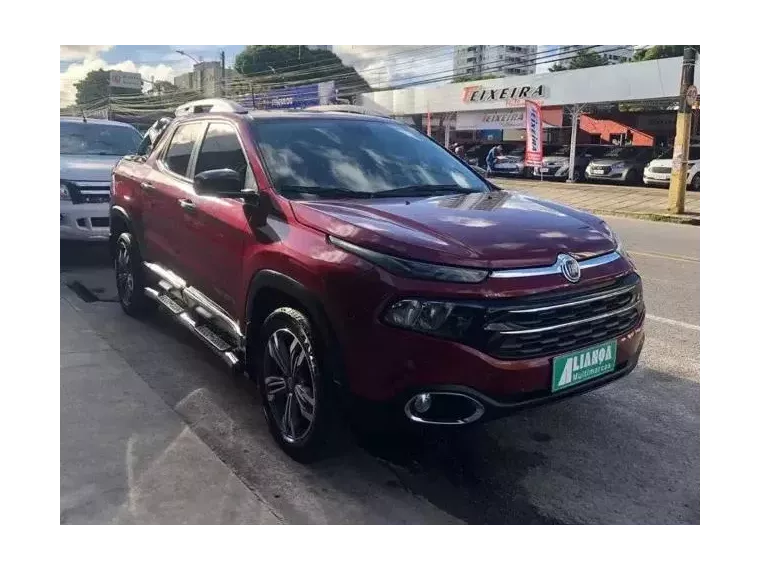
[195,123,249,179]
[164,123,204,177]
[601,146,642,159]
[689,147,700,160]
[60,121,141,156]
[252,119,489,196]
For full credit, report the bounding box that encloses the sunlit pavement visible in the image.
[60,219,699,524]
[491,177,700,223]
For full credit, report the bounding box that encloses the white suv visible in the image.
[60,117,141,240]
[643,145,700,192]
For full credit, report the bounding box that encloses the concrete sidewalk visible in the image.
[60,287,283,524]
[492,178,700,225]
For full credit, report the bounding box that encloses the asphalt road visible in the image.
[60,216,699,524]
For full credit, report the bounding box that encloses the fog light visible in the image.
[414,393,432,413]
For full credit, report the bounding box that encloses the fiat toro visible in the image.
[110,99,645,462]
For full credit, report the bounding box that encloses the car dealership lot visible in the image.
[60,216,699,524]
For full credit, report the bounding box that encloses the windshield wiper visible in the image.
[373,184,481,198]
[279,185,375,200]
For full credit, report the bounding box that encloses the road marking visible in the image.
[647,315,700,331]
[629,250,699,263]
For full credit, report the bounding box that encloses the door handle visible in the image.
[140,182,155,192]
[178,198,197,212]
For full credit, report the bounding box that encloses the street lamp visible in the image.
[175,49,204,95]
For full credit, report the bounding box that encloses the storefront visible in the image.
[357,56,700,148]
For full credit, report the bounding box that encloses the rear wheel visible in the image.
[114,233,154,317]
[257,307,337,462]
[690,172,700,192]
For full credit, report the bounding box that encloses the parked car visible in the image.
[110,99,645,461]
[462,143,500,168]
[491,144,529,177]
[533,144,611,181]
[643,146,700,191]
[60,117,142,241]
[585,146,660,185]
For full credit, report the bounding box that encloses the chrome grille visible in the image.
[69,181,111,205]
[483,274,643,360]
[649,166,671,174]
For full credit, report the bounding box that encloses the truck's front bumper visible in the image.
[60,202,110,241]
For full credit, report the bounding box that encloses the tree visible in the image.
[75,69,141,105]
[234,45,370,99]
[633,45,700,61]
[453,74,500,83]
[148,80,178,95]
[549,48,610,72]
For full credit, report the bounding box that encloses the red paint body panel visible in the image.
[111,112,644,410]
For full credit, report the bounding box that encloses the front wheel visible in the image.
[257,307,337,462]
[114,232,154,317]
[690,172,700,192]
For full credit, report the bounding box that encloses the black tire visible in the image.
[690,172,700,192]
[114,232,155,317]
[624,169,640,186]
[257,307,337,463]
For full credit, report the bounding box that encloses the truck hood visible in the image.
[292,191,615,269]
[60,154,122,182]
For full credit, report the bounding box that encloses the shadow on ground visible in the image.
[61,242,699,524]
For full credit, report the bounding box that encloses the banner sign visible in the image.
[456,110,525,131]
[462,84,547,104]
[524,100,543,167]
[240,81,335,109]
[109,70,142,90]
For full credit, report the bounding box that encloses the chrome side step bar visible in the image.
[145,287,241,370]
[143,260,245,371]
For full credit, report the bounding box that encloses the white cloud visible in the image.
[60,45,113,61]
[334,45,453,89]
[60,56,192,108]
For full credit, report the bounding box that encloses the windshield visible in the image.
[60,121,142,156]
[601,146,641,159]
[251,118,489,197]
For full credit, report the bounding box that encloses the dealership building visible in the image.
[357,56,700,148]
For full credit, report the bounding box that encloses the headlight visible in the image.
[329,236,489,283]
[60,181,72,201]
[383,299,479,339]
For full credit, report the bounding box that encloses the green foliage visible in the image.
[453,73,501,83]
[234,45,370,96]
[148,80,177,95]
[633,44,688,61]
[549,48,609,72]
[75,69,141,105]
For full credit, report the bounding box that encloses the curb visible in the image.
[585,208,700,226]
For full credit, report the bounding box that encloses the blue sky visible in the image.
[60,45,558,106]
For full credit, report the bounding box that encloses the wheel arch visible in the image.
[245,270,345,388]
[109,206,132,259]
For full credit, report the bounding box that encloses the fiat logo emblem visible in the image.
[558,253,581,283]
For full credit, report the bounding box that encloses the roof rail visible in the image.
[304,104,390,118]
[175,98,247,117]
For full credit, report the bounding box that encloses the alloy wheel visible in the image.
[263,328,316,443]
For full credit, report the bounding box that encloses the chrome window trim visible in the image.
[490,251,621,279]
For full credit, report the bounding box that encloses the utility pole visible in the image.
[220,50,226,97]
[668,47,697,213]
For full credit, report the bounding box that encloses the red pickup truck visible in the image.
[110,100,645,462]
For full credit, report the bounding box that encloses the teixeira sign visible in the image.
[462,84,548,104]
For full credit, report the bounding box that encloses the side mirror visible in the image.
[193,168,245,197]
